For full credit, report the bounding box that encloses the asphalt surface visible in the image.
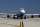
[0,18,40,27]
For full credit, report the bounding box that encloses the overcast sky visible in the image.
[0,0,40,8]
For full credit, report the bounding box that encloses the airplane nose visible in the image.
[19,8,26,14]
[20,9,25,13]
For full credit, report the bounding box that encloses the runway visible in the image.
[29,18,40,27]
[0,18,40,27]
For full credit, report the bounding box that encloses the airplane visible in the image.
[0,9,40,19]
[12,9,40,19]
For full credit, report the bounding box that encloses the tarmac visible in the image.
[0,18,40,27]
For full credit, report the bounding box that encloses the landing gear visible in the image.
[24,16,26,19]
[13,15,17,19]
[39,15,40,18]
[31,15,34,18]
[7,15,10,18]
